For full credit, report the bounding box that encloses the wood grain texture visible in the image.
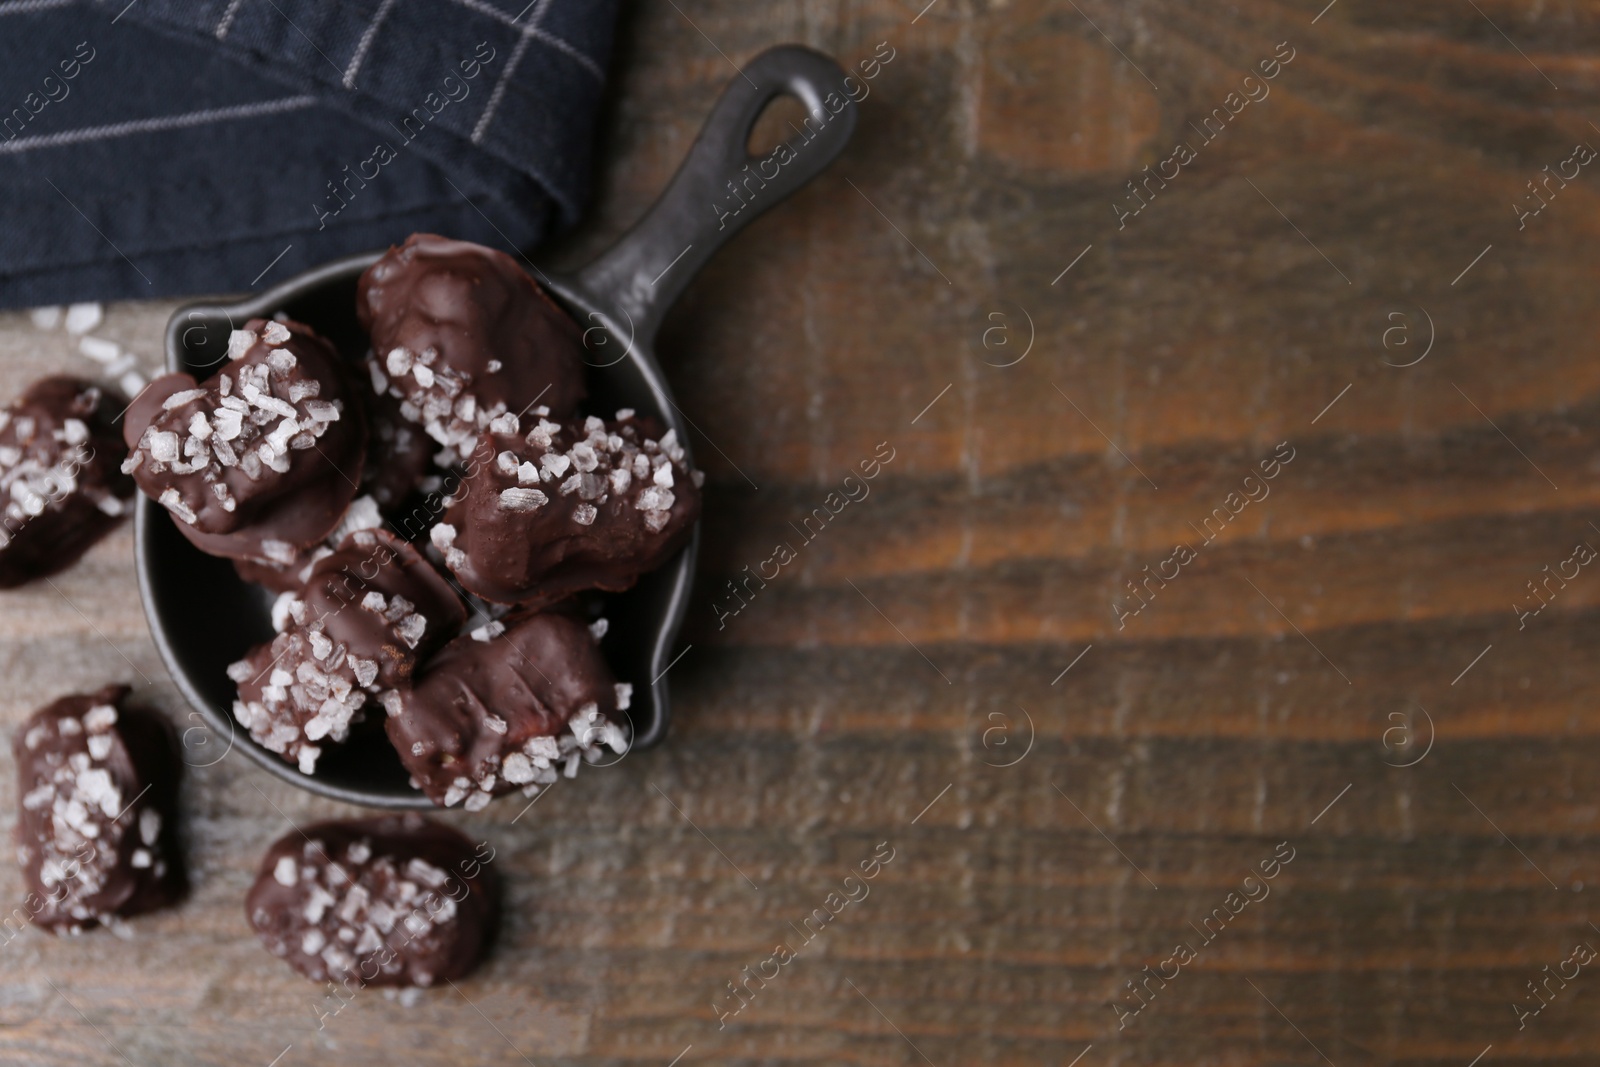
[0,0,1597,1063]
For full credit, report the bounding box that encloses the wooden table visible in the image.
[1,1,1594,1063]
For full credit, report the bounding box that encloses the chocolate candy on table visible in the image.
[356,234,586,467]
[12,685,184,934]
[0,376,133,588]
[230,528,466,775]
[122,317,366,565]
[430,411,701,607]
[386,611,630,811]
[246,814,497,988]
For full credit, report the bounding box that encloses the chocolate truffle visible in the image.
[122,317,366,564]
[431,411,701,606]
[356,234,586,466]
[0,376,132,588]
[12,685,184,934]
[230,528,466,775]
[246,814,497,988]
[386,611,630,810]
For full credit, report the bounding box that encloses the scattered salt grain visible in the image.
[78,336,120,363]
[64,303,102,334]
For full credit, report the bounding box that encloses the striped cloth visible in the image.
[0,0,621,307]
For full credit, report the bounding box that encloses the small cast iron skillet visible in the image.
[134,45,857,808]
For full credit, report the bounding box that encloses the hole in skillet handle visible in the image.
[135,45,858,808]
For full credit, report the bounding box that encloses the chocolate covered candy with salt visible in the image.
[356,234,586,466]
[231,494,387,595]
[246,815,496,988]
[12,685,184,934]
[230,528,465,775]
[431,411,701,607]
[123,317,366,564]
[0,377,133,587]
[386,611,630,811]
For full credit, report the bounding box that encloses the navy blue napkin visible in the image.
[0,0,621,308]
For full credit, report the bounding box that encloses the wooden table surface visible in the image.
[2,1,1597,1064]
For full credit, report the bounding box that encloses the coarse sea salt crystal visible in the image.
[162,389,207,410]
[274,856,298,886]
[350,657,378,689]
[261,321,291,346]
[64,303,102,334]
[147,431,179,463]
[227,329,257,361]
[30,306,61,330]
[159,488,197,524]
[498,487,546,511]
[395,614,426,648]
[573,504,596,525]
[78,335,120,362]
[470,620,505,642]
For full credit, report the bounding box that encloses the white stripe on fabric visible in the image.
[470,30,532,144]
[0,95,317,154]
[0,0,77,15]
[343,0,397,88]
[443,0,603,81]
[214,0,247,38]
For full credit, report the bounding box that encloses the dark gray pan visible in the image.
[134,45,857,807]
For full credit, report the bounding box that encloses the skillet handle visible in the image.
[571,44,858,342]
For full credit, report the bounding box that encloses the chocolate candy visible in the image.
[361,382,434,512]
[386,611,629,810]
[246,814,497,988]
[0,376,133,588]
[231,494,386,595]
[122,317,366,564]
[430,411,701,606]
[12,685,184,934]
[230,528,465,775]
[356,234,586,467]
